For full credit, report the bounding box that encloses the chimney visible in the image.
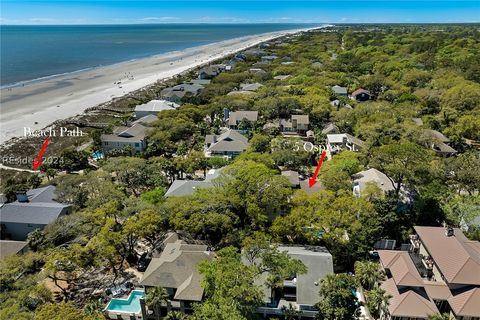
[15,191,29,203]
[342,137,348,146]
[213,135,217,143]
[445,227,454,237]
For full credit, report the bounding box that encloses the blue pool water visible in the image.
[106,290,145,314]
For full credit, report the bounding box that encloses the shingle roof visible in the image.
[132,114,158,126]
[331,85,347,95]
[423,281,451,300]
[351,88,370,97]
[206,130,249,153]
[379,250,424,287]
[102,124,147,143]
[0,186,70,225]
[228,111,258,126]
[164,168,224,197]
[291,115,309,125]
[0,240,28,258]
[414,226,480,285]
[239,83,263,92]
[139,241,213,301]
[423,129,450,143]
[447,287,480,317]
[352,168,395,193]
[135,100,179,112]
[281,170,300,186]
[381,277,439,318]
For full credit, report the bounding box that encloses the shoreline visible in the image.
[0,26,323,144]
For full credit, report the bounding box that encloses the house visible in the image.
[205,129,249,158]
[198,64,225,79]
[189,79,211,86]
[227,111,258,130]
[280,115,310,136]
[243,48,267,57]
[0,240,28,259]
[249,68,267,75]
[281,170,300,188]
[139,239,214,314]
[239,83,264,92]
[377,226,480,320]
[352,168,395,197]
[255,245,334,318]
[131,114,158,127]
[160,83,204,103]
[422,129,457,156]
[326,133,365,153]
[261,55,278,64]
[0,186,72,241]
[101,123,147,154]
[134,100,179,118]
[331,85,348,97]
[164,168,223,197]
[312,61,323,67]
[321,123,340,135]
[273,75,290,81]
[350,88,371,102]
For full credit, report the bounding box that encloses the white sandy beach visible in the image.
[0,27,316,144]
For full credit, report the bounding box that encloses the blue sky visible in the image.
[1,1,478,25]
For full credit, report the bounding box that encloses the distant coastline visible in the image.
[0,25,326,143]
[0,23,321,87]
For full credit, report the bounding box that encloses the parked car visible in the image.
[137,253,150,272]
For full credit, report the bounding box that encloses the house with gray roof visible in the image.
[139,239,213,314]
[280,115,310,136]
[0,186,71,241]
[227,111,259,130]
[331,85,348,97]
[134,100,179,118]
[281,170,300,188]
[164,168,224,197]
[131,114,158,126]
[0,240,28,259]
[261,55,278,64]
[422,129,457,157]
[205,129,249,158]
[352,168,395,197]
[239,83,264,92]
[101,123,148,155]
[198,64,225,79]
[160,83,204,103]
[255,245,334,318]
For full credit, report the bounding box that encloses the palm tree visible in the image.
[165,310,188,320]
[354,260,386,291]
[146,287,169,320]
[428,313,454,320]
[365,287,391,320]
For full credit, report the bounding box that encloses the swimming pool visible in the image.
[105,290,145,314]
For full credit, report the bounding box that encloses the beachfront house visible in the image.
[164,168,224,197]
[134,100,179,118]
[160,83,204,103]
[139,238,214,315]
[376,226,480,320]
[204,129,249,158]
[101,123,148,155]
[253,245,334,318]
[198,64,225,79]
[0,186,72,241]
[260,55,278,64]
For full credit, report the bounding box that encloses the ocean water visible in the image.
[0,23,317,87]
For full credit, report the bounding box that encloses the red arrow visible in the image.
[308,150,327,188]
[32,137,50,170]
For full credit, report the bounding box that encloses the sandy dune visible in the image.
[0,27,314,144]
